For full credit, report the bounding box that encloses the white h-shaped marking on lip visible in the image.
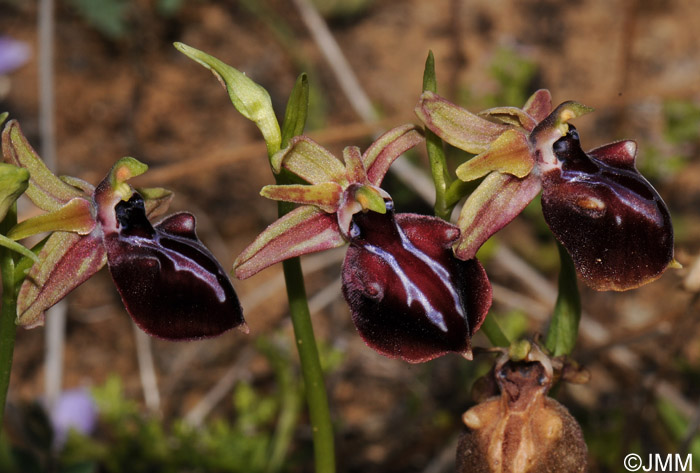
[362,224,466,333]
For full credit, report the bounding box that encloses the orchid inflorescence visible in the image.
[0,47,674,361]
[0,44,677,471]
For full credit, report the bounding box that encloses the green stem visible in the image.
[276,195,335,472]
[0,204,18,428]
[422,51,453,221]
[479,313,509,348]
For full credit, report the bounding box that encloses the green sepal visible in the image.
[271,136,347,185]
[281,73,309,149]
[0,112,8,128]
[2,120,85,212]
[0,162,29,222]
[544,243,582,357]
[175,42,282,157]
[7,198,95,240]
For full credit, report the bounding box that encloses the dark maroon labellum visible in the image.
[341,205,491,363]
[103,193,246,340]
[541,126,674,291]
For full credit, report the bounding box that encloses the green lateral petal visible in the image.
[455,172,541,260]
[343,146,367,184]
[137,187,174,218]
[271,136,347,185]
[233,205,345,279]
[0,234,37,262]
[261,182,342,213]
[2,120,85,211]
[17,231,106,327]
[362,124,424,186]
[455,129,533,182]
[0,162,29,221]
[175,42,281,156]
[478,106,536,130]
[59,175,95,194]
[415,91,508,154]
[522,89,553,124]
[8,198,95,240]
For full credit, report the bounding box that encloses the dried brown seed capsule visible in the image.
[456,351,587,472]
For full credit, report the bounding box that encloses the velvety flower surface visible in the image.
[536,123,674,291]
[343,208,491,362]
[234,125,492,362]
[3,120,245,339]
[416,91,675,291]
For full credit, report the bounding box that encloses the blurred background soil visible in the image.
[2,0,700,471]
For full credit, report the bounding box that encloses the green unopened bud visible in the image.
[175,42,282,157]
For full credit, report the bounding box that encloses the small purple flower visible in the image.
[49,388,97,450]
[0,37,31,75]
[3,120,246,339]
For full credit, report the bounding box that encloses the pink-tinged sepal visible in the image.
[522,89,553,124]
[540,126,674,291]
[101,192,246,339]
[341,208,492,363]
[415,91,509,154]
[2,120,86,211]
[362,124,424,186]
[455,172,542,260]
[233,205,346,279]
[17,231,106,328]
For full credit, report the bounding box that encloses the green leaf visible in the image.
[422,50,437,94]
[174,42,282,157]
[67,0,130,39]
[281,73,309,149]
[0,234,37,263]
[0,162,29,222]
[545,243,582,356]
